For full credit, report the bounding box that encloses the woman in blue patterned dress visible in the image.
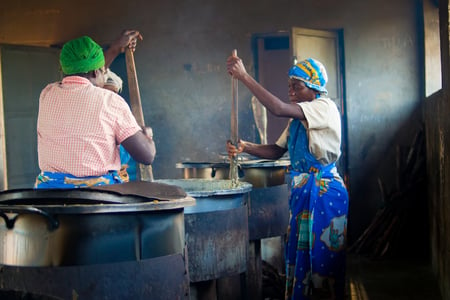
[226,56,349,299]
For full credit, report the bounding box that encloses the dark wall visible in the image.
[424,0,450,298]
[0,0,425,242]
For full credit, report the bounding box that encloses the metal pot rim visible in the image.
[176,159,290,169]
[154,179,252,197]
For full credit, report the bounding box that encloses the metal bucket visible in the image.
[155,179,252,282]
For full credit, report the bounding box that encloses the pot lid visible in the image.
[91,181,187,200]
[0,181,195,214]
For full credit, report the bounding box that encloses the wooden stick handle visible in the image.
[230,49,239,186]
[125,48,154,181]
[125,49,145,127]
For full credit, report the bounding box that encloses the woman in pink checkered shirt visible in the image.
[35,31,156,188]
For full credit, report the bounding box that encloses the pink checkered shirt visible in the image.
[37,76,141,177]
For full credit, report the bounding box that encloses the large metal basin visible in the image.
[155,179,252,282]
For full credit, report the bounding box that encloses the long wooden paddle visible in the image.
[125,48,154,181]
[230,49,239,187]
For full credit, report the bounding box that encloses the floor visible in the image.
[346,254,442,300]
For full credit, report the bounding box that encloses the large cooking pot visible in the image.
[176,160,289,299]
[155,179,252,283]
[0,181,195,267]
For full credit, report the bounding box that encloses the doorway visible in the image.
[0,45,61,189]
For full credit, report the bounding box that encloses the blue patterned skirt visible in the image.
[285,167,349,299]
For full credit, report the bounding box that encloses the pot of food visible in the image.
[176,158,290,240]
[176,159,289,299]
[0,181,195,267]
[0,181,195,299]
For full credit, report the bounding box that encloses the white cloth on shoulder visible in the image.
[104,68,123,93]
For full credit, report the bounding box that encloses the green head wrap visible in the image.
[59,36,105,75]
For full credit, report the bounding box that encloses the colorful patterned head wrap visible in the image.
[59,36,105,75]
[288,58,328,94]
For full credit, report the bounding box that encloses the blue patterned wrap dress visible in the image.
[285,118,349,300]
